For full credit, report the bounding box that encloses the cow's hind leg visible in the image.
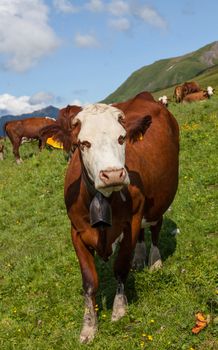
[71,229,98,343]
[112,219,141,321]
[111,277,128,321]
[12,137,22,164]
[149,217,163,271]
[131,228,147,270]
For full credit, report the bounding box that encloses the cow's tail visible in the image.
[4,122,10,137]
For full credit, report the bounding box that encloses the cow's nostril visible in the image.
[120,169,125,179]
[100,171,109,181]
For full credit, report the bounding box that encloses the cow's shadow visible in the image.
[95,217,177,311]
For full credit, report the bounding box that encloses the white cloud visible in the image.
[0,93,54,116]
[74,33,100,48]
[85,0,104,12]
[134,5,167,29]
[53,0,79,13]
[69,99,84,106]
[29,92,54,105]
[107,0,129,16]
[108,17,130,31]
[0,0,60,72]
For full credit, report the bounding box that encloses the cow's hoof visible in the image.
[149,259,163,271]
[111,294,128,321]
[80,323,97,344]
[16,158,23,165]
[148,244,162,271]
[80,310,97,344]
[132,241,147,270]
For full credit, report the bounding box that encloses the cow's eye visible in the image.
[118,135,126,145]
[79,140,91,151]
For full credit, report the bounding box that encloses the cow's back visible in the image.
[5,117,56,139]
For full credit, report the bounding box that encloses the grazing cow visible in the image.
[206,86,215,96]
[173,85,183,103]
[182,81,201,95]
[4,117,56,164]
[158,95,168,107]
[42,92,179,343]
[182,86,214,103]
[174,81,201,102]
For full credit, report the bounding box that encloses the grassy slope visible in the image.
[152,65,218,101]
[0,98,218,349]
[103,42,218,104]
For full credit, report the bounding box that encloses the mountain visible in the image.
[0,105,59,137]
[103,41,218,103]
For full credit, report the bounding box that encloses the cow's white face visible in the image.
[207,86,214,96]
[158,96,168,105]
[74,104,130,197]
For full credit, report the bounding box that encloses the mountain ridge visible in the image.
[103,41,218,103]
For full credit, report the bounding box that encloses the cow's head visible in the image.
[158,95,168,106]
[207,86,215,96]
[71,103,151,197]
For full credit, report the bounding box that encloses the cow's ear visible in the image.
[127,115,152,143]
[71,119,81,145]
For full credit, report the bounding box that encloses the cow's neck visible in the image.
[79,150,97,198]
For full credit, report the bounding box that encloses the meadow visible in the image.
[0,97,217,350]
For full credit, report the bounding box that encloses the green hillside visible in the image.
[152,64,218,100]
[103,41,218,103]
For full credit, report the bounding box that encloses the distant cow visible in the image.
[174,81,201,102]
[4,117,56,164]
[182,86,215,103]
[173,85,183,103]
[41,92,179,343]
[158,95,168,107]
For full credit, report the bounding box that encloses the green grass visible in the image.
[0,99,218,349]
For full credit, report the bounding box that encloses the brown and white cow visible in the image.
[173,85,183,103]
[182,86,215,103]
[174,81,201,102]
[41,92,179,343]
[4,117,56,164]
[158,95,168,107]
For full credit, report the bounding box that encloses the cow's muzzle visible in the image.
[99,168,127,186]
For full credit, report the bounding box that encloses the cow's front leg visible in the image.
[149,217,163,271]
[71,229,98,343]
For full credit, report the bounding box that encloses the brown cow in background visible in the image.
[5,117,56,164]
[182,86,215,103]
[174,81,201,102]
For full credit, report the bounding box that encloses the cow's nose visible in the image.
[99,168,127,185]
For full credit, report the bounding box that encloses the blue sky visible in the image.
[0,0,217,116]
